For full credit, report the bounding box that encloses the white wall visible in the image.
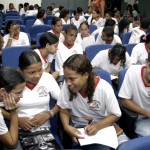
[1,0,41,11]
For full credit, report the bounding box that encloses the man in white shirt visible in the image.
[118,52,150,137]
[19,2,29,16]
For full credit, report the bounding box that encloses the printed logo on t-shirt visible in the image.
[37,86,48,97]
[89,100,100,111]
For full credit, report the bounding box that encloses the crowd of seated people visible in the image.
[0,1,150,150]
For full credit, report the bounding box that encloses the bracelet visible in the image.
[47,110,54,118]
[9,38,13,40]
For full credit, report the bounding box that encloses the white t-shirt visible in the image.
[118,65,150,119]
[61,18,70,25]
[3,32,30,48]
[0,110,8,135]
[91,49,131,74]
[19,8,25,16]
[34,19,44,25]
[95,33,122,45]
[48,30,65,42]
[71,16,86,29]
[88,17,104,28]
[131,43,148,65]
[18,72,60,131]
[57,78,121,127]
[55,42,83,75]
[25,10,37,16]
[34,49,49,70]
[128,23,140,32]
[75,33,95,51]
[128,27,146,44]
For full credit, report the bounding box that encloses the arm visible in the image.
[100,0,106,17]
[60,109,84,143]
[85,114,119,135]
[0,109,18,148]
[121,99,150,118]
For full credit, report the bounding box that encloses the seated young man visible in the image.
[118,52,150,137]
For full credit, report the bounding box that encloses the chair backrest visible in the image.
[47,20,52,25]
[118,136,150,150]
[23,16,36,25]
[118,68,127,91]
[63,24,69,31]
[84,16,89,20]
[5,16,20,20]
[44,15,54,24]
[85,44,113,61]
[26,19,35,33]
[5,13,19,17]
[19,25,27,33]
[5,19,23,26]
[122,32,132,44]
[36,32,45,47]
[89,25,97,34]
[2,46,30,69]
[30,25,51,42]
[124,43,136,56]
[92,68,112,85]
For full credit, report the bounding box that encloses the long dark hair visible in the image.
[0,67,25,92]
[63,54,95,103]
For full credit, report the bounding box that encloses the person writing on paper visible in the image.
[0,67,25,148]
[57,54,121,149]
[91,44,131,77]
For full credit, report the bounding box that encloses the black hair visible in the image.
[0,67,25,93]
[59,6,64,11]
[140,33,150,43]
[133,4,140,14]
[105,10,113,17]
[91,9,100,24]
[118,18,129,38]
[65,24,77,34]
[109,44,126,67]
[24,2,29,8]
[51,17,61,25]
[19,51,41,70]
[79,21,89,29]
[63,54,95,102]
[104,19,116,27]
[5,20,19,34]
[59,9,69,18]
[39,32,58,48]
[37,8,45,18]
[140,18,150,30]
[102,26,114,37]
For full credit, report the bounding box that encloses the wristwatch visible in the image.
[48,110,54,118]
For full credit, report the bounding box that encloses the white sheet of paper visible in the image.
[78,126,118,149]
[111,75,118,80]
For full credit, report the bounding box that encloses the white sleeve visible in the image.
[125,52,131,67]
[118,68,132,99]
[23,33,30,46]
[0,110,8,135]
[130,45,139,64]
[95,33,101,44]
[91,51,102,67]
[55,50,63,75]
[3,34,9,48]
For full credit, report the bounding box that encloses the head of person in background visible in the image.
[73,10,80,21]
[126,4,133,12]
[0,4,5,13]
[60,9,70,23]
[108,44,126,67]
[51,3,55,10]
[18,3,23,13]
[132,15,141,28]
[5,20,20,37]
[23,2,29,12]
[104,10,113,20]
[36,8,46,23]
[8,3,16,11]
[132,3,140,16]
[140,34,150,53]
[101,26,114,44]
[126,9,133,22]
[77,7,84,16]
[118,18,130,38]
[91,9,100,23]
[64,24,78,47]
[34,4,39,10]
[47,6,53,15]
[0,35,4,64]
[79,21,90,38]
[140,18,150,33]
[87,6,92,16]
[104,18,116,28]
[51,17,63,38]
[113,9,121,23]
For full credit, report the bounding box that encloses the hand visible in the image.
[3,93,18,111]
[19,117,35,131]
[30,113,49,129]
[85,123,99,135]
[65,125,84,143]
